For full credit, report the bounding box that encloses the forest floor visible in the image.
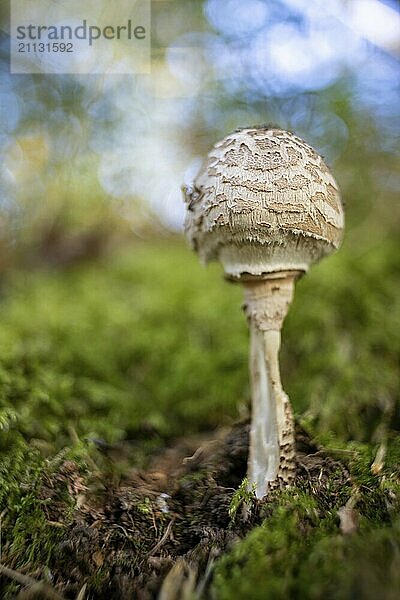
[0,238,399,599]
[2,420,399,600]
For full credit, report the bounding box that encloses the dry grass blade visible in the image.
[158,558,197,600]
[76,582,88,600]
[0,563,66,599]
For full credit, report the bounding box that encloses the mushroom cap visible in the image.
[183,127,344,278]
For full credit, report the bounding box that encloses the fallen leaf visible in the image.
[92,551,104,568]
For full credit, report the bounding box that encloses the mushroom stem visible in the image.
[242,272,300,498]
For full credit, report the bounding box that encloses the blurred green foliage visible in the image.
[0,236,398,451]
[0,234,398,596]
[0,240,246,448]
[0,1,399,594]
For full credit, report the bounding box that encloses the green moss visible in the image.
[0,239,247,449]
[213,488,400,600]
[212,434,400,600]
[0,235,398,594]
[0,431,78,570]
[296,524,400,600]
[1,236,398,453]
[228,478,257,522]
[214,492,323,600]
[284,238,400,442]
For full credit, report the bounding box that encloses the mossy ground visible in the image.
[0,237,399,599]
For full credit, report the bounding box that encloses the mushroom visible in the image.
[183,126,344,499]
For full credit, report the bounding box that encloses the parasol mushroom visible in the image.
[183,126,344,499]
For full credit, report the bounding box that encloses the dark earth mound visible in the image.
[5,422,352,600]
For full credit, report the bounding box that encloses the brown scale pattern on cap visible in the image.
[184,127,344,263]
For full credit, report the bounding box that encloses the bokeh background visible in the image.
[0,0,399,445]
[0,1,399,597]
[1,0,399,239]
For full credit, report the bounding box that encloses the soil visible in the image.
[12,422,350,600]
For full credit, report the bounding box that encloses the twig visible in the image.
[145,519,174,559]
[371,441,386,475]
[0,563,38,587]
[195,547,219,597]
[76,582,87,600]
[313,448,358,456]
[112,523,133,538]
[0,563,66,599]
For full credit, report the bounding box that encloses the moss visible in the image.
[284,238,400,442]
[0,433,79,573]
[213,493,323,600]
[228,478,257,522]
[1,237,398,452]
[213,492,400,600]
[0,239,247,449]
[212,435,400,600]
[0,236,399,596]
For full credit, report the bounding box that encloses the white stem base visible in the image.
[243,274,298,499]
[247,323,279,498]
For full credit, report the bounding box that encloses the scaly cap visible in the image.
[184,127,344,278]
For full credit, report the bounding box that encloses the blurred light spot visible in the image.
[0,164,17,212]
[271,26,341,88]
[183,157,204,187]
[17,135,49,171]
[98,151,139,199]
[49,114,84,162]
[284,0,400,55]
[0,92,20,132]
[349,0,400,55]
[248,25,343,93]
[291,112,349,163]
[355,54,400,141]
[205,2,363,95]
[87,98,116,123]
[166,33,217,92]
[98,131,192,231]
[205,0,269,38]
